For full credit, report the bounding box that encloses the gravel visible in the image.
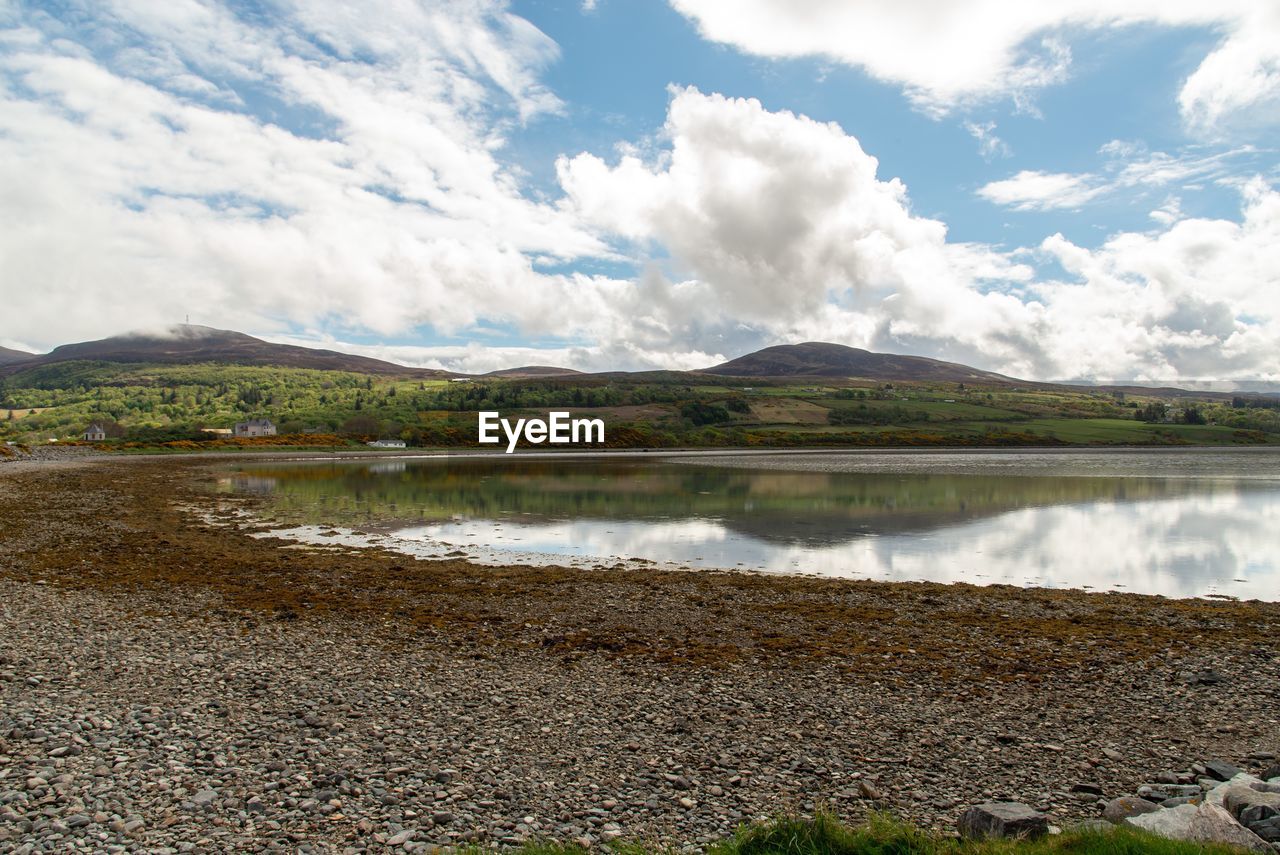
[2,578,1278,853]
[1,455,1278,852]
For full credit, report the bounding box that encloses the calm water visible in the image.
[221,449,1280,600]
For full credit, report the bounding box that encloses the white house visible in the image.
[83,424,106,441]
[367,438,407,449]
[234,418,277,437]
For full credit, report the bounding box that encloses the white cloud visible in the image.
[0,1,625,351]
[266,335,721,375]
[1,5,1277,383]
[669,0,1280,126]
[976,170,1106,211]
[562,88,1280,381]
[978,145,1259,211]
[964,120,1011,160]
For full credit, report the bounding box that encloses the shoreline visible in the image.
[2,455,1278,850]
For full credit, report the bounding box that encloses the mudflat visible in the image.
[1,454,1277,851]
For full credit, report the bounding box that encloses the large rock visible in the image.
[1186,803,1272,852]
[1205,759,1245,782]
[1205,773,1264,807]
[1103,796,1162,825]
[1128,800,1272,852]
[1127,802,1198,837]
[958,803,1049,840]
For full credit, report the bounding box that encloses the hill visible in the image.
[483,365,584,378]
[0,345,34,366]
[1,325,454,378]
[702,342,1021,384]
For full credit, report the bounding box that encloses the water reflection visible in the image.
[223,452,1280,600]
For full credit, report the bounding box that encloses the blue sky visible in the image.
[1,1,1278,380]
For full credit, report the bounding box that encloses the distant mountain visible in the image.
[702,342,1022,384]
[0,345,34,365]
[483,365,584,378]
[1,325,455,378]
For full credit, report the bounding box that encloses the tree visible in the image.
[1137,402,1167,422]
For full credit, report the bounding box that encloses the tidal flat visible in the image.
[1,452,1278,852]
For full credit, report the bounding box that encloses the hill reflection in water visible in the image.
[223,452,1280,600]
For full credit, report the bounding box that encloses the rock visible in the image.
[1103,796,1161,825]
[431,811,454,826]
[190,789,219,807]
[1182,669,1226,685]
[1205,773,1266,808]
[1239,804,1279,825]
[1205,759,1245,782]
[1102,748,1123,762]
[1161,796,1201,808]
[1262,764,1280,782]
[1186,802,1272,852]
[1127,802,1198,837]
[858,780,882,801]
[1071,783,1104,796]
[958,803,1049,840]
[386,829,415,845]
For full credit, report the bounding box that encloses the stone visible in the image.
[1161,796,1201,808]
[858,780,882,801]
[958,803,1049,840]
[431,811,454,826]
[1103,796,1161,824]
[1205,759,1245,782]
[190,789,219,807]
[1182,669,1226,685]
[1072,783,1104,796]
[1239,804,1279,825]
[1186,802,1272,852]
[386,829,415,846]
[1127,802,1198,837]
[1102,748,1123,762]
[1263,764,1280,782]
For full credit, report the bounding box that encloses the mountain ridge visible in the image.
[701,342,1024,385]
[0,345,34,366]
[1,327,1240,396]
[1,325,456,378]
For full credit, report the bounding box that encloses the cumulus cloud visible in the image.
[561,88,1280,381]
[669,0,1280,125]
[0,0,620,350]
[2,4,1277,382]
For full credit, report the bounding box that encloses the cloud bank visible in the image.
[0,2,1277,381]
[669,0,1280,128]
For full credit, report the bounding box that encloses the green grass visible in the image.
[817,398,1026,421]
[456,813,1246,855]
[1000,418,1272,445]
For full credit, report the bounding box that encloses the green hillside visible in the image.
[2,360,1278,449]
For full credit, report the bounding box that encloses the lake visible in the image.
[220,448,1280,600]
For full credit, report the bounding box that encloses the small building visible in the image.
[234,418,277,437]
[367,439,407,449]
[83,424,106,441]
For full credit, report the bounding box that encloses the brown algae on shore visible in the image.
[1,456,1277,676]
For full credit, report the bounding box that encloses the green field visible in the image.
[2,359,1277,449]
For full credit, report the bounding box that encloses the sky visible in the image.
[1,0,1278,381]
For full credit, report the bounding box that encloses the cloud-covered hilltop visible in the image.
[0,2,1276,383]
